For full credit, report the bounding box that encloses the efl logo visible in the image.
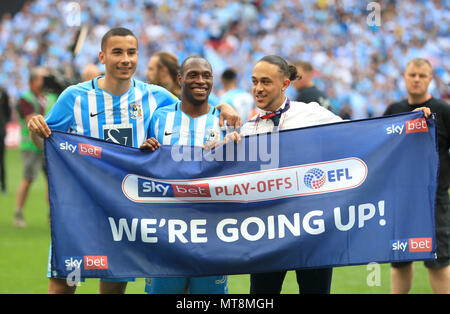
[84,256,108,269]
[78,143,102,158]
[303,167,353,190]
[303,168,326,189]
[406,118,428,134]
[409,238,432,252]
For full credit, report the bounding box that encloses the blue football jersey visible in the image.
[219,88,254,123]
[150,101,225,146]
[147,100,228,295]
[45,77,178,148]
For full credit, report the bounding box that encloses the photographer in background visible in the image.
[13,67,57,227]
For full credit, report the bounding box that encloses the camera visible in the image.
[43,69,78,95]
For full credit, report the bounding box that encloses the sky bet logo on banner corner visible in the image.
[59,141,77,153]
[385,117,428,135]
[78,143,102,158]
[59,141,102,158]
[391,238,432,252]
[405,118,429,134]
[64,256,108,270]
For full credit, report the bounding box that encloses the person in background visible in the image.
[81,63,102,82]
[385,58,450,294]
[147,51,181,98]
[219,68,254,123]
[292,61,332,111]
[13,67,57,227]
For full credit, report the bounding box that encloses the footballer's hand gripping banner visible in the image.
[46,112,438,279]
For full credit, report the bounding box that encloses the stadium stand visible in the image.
[0,0,448,120]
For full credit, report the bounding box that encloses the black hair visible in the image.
[258,55,299,81]
[101,27,137,51]
[221,68,237,81]
[179,56,212,74]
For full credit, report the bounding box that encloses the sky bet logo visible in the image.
[137,177,211,198]
[64,256,108,270]
[59,141,102,158]
[386,118,428,135]
[391,238,432,252]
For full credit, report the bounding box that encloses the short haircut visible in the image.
[29,67,45,83]
[221,68,237,82]
[405,58,432,74]
[154,51,180,83]
[294,61,313,72]
[179,56,212,75]
[101,27,137,51]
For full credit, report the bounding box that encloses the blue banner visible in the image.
[46,112,438,279]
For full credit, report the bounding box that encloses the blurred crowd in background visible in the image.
[0,0,448,120]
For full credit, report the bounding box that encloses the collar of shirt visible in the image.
[257,97,288,118]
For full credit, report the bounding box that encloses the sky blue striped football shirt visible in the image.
[149,101,225,147]
[45,77,178,148]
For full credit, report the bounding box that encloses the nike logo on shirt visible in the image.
[90,111,104,117]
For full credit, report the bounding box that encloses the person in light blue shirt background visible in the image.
[219,68,254,123]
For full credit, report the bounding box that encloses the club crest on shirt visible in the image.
[129,103,142,119]
[205,129,219,142]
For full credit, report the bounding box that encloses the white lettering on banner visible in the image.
[386,124,404,135]
[109,218,138,241]
[60,141,77,153]
[334,201,386,229]
[142,181,170,196]
[141,219,158,243]
[107,200,386,243]
[122,157,368,203]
